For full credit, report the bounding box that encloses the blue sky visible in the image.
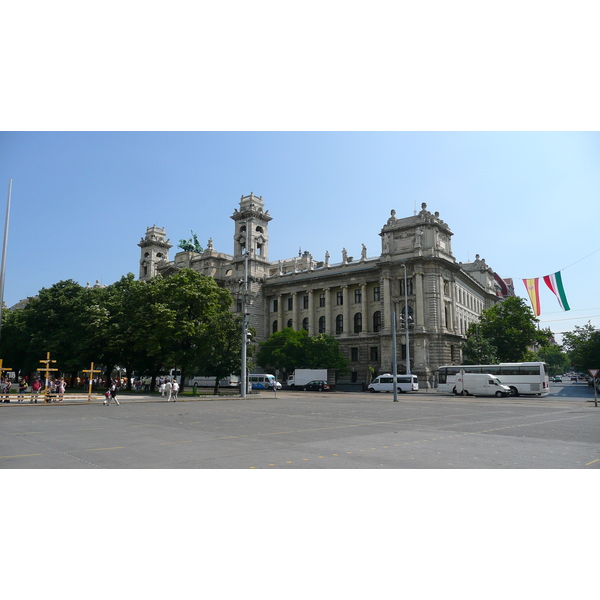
[0,131,598,342]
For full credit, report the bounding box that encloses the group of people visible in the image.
[159,379,180,401]
[2,377,50,403]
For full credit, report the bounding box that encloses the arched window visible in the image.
[373,311,382,332]
[272,320,278,334]
[302,317,309,331]
[287,319,293,329]
[400,304,414,327]
[335,314,343,335]
[354,312,362,334]
[318,316,326,333]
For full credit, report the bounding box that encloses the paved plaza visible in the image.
[1,382,598,468]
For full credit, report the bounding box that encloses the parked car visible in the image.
[303,380,330,391]
[552,376,562,382]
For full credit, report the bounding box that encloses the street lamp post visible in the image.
[392,309,398,402]
[241,243,249,398]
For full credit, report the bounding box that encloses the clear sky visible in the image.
[0,131,598,342]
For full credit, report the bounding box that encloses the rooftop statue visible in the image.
[178,230,204,253]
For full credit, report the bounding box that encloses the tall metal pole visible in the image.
[241,244,248,398]
[392,308,398,402]
[0,179,12,343]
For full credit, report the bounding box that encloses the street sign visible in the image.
[589,369,599,378]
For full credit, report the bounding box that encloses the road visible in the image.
[1,380,598,468]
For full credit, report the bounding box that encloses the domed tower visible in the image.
[138,226,173,281]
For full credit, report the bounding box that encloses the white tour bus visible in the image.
[437,362,549,397]
[186,375,240,388]
[368,374,419,393]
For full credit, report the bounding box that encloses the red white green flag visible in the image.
[543,271,571,311]
[523,278,541,316]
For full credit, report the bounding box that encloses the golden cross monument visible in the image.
[82,362,102,403]
[0,359,12,400]
[0,358,12,376]
[39,352,58,403]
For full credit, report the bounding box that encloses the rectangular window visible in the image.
[273,299,278,312]
[399,278,414,296]
[319,293,326,307]
[288,297,293,311]
[351,347,359,362]
[336,291,343,305]
[236,299,243,312]
[370,346,379,362]
[354,289,362,304]
[303,295,309,309]
[373,286,380,302]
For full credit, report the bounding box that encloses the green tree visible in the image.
[147,269,235,387]
[562,323,600,373]
[193,313,252,395]
[464,296,551,363]
[462,326,499,364]
[257,328,349,378]
[535,345,570,376]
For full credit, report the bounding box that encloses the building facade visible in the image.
[138,194,510,387]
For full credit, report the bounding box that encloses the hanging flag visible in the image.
[523,278,541,316]
[543,271,571,311]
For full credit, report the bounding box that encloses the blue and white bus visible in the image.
[437,362,549,397]
[248,374,279,390]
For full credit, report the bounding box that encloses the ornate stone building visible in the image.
[138,194,511,387]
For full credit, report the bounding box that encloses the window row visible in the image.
[350,347,381,362]
[272,311,383,334]
[271,287,382,312]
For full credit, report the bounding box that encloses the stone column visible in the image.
[325,288,333,335]
[415,272,425,328]
[361,283,368,333]
[308,290,315,335]
[342,285,349,336]
[382,276,392,333]
[292,291,299,331]
[278,294,284,331]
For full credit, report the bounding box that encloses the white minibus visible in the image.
[248,374,280,390]
[368,374,419,393]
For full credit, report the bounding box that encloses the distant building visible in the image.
[138,194,513,387]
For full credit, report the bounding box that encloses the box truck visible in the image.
[287,369,335,389]
[453,373,511,397]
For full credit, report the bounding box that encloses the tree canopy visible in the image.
[0,269,242,390]
[256,328,349,377]
[462,296,552,363]
[561,322,600,373]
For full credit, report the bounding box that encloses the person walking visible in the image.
[172,379,179,401]
[104,380,120,406]
[165,379,173,402]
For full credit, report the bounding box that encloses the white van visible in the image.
[453,373,511,397]
[368,374,419,393]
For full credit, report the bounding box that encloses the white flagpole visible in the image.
[0,179,12,342]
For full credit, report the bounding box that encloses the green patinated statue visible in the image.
[178,231,204,253]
